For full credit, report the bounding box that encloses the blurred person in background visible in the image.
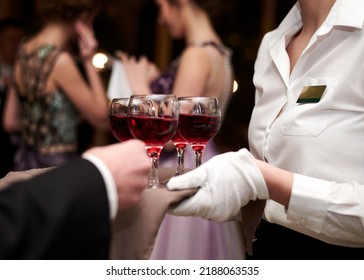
[0,18,26,177]
[0,18,26,93]
[119,0,243,259]
[2,0,109,171]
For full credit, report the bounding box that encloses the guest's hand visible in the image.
[166,148,269,222]
[118,51,160,94]
[75,20,98,60]
[84,140,151,210]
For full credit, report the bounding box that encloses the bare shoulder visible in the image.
[179,46,211,69]
[51,51,84,87]
[180,46,210,62]
[53,51,77,69]
[52,52,81,80]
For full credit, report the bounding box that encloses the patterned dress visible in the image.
[149,42,245,259]
[13,45,79,170]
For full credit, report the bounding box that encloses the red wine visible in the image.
[109,114,134,142]
[178,114,221,144]
[128,115,178,146]
[172,129,188,149]
[145,146,164,157]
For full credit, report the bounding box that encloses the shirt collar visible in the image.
[276,0,364,38]
[334,0,364,29]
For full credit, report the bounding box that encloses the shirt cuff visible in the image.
[286,173,332,233]
[82,153,118,220]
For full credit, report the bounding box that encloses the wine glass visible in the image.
[170,126,188,176]
[128,94,179,189]
[109,98,134,142]
[177,96,222,167]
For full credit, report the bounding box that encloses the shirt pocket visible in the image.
[281,78,335,136]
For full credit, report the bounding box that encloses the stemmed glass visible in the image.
[128,94,179,189]
[109,98,134,142]
[170,128,188,176]
[177,96,222,167]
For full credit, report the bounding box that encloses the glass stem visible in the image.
[194,148,203,167]
[148,152,160,189]
[175,147,185,175]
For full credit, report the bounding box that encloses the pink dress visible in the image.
[149,42,245,259]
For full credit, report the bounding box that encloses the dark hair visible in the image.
[35,0,106,23]
[192,0,221,16]
[0,18,25,34]
[168,0,221,19]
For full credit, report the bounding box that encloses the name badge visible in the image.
[297,85,326,103]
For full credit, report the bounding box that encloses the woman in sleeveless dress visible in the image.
[3,0,109,170]
[119,0,244,259]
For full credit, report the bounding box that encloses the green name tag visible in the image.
[297,85,326,103]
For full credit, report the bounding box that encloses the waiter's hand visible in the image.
[167,148,269,222]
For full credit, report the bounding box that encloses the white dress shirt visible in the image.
[248,0,364,247]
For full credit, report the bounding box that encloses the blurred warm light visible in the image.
[92,52,109,69]
[233,80,238,93]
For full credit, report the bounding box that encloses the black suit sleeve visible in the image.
[0,158,111,260]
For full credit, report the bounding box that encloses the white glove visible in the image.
[166,148,269,222]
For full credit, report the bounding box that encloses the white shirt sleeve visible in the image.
[287,174,364,247]
[81,153,118,220]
